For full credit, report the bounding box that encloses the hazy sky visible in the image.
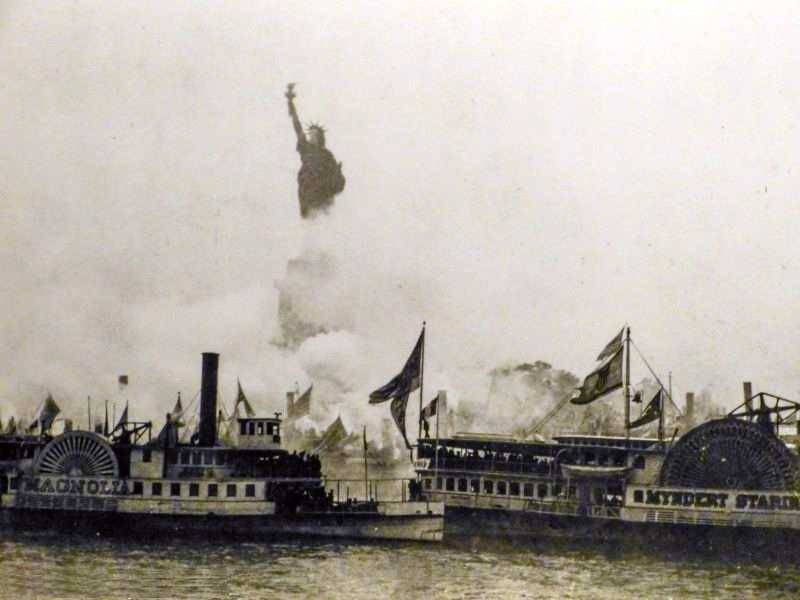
[1,2,799,426]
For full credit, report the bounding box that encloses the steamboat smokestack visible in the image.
[199,352,219,447]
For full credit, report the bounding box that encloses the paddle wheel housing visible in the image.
[34,431,120,478]
[660,418,797,490]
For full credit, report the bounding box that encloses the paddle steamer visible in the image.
[0,353,443,542]
[415,329,800,547]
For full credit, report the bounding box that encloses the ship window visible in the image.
[257,422,264,435]
[245,484,256,497]
[445,478,454,491]
[497,481,507,496]
[633,456,646,470]
[208,484,218,497]
[132,482,143,495]
[436,477,443,490]
[484,480,494,494]
[248,422,256,435]
[424,479,432,490]
[10,477,19,491]
[523,483,534,498]
[189,483,199,497]
[633,490,643,503]
[457,478,467,492]
[554,484,563,497]
[192,452,202,466]
[215,452,225,466]
[203,451,214,465]
[470,479,480,493]
[170,483,181,497]
[240,421,247,435]
[509,482,520,496]
[537,483,547,499]
[152,482,162,496]
[227,484,237,497]
[267,423,274,435]
[143,449,152,463]
[180,450,190,464]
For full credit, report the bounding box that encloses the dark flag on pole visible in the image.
[421,395,438,420]
[596,327,624,361]
[369,329,424,404]
[570,347,624,405]
[628,388,663,429]
[390,395,413,450]
[632,390,643,404]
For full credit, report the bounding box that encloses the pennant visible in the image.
[6,416,17,436]
[171,393,185,428]
[390,394,413,450]
[628,388,663,429]
[421,395,438,420]
[597,328,625,362]
[291,385,312,419]
[369,328,424,404]
[315,416,348,452]
[236,379,255,418]
[571,347,624,405]
[26,419,39,434]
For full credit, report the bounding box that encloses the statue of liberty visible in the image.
[285,83,346,218]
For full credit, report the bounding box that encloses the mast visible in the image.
[624,326,631,439]
[434,391,440,482]
[363,425,369,501]
[87,396,92,431]
[417,322,426,449]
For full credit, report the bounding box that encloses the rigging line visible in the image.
[630,337,683,416]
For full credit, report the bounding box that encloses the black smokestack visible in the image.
[199,352,219,447]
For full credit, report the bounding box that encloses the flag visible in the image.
[6,416,16,436]
[628,388,663,429]
[632,390,642,404]
[39,394,61,432]
[291,385,312,419]
[369,328,424,404]
[571,347,624,405]
[390,394,413,450]
[26,419,39,434]
[114,403,128,432]
[118,374,129,387]
[421,395,438,420]
[315,416,348,452]
[597,327,625,361]
[236,379,255,418]
[171,393,185,428]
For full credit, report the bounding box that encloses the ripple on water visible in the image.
[3,532,800,599]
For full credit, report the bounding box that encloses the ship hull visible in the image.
[443,505,800,556]
[0,507,443,543]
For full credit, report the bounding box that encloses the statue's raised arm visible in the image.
[285,83,306,144]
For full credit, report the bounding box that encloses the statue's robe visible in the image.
[296,139,345,218]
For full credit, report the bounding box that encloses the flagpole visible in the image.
[658,388,665,445]
[434,390,440,485]
[417,322,426,454]
[624,327,631,439]
[363,425,369,501]
[87,396,92,432]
